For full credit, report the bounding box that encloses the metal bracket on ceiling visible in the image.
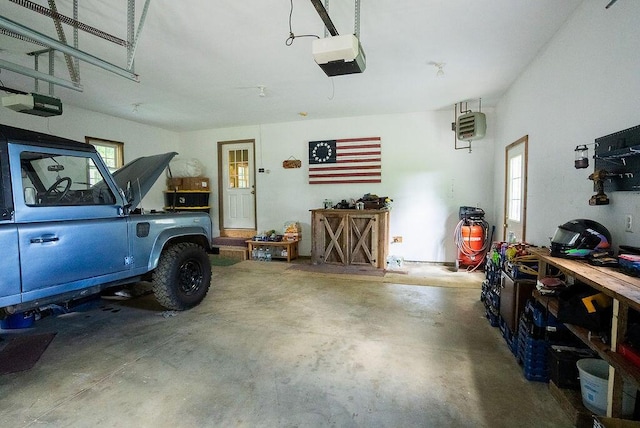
[0,0,150,93]
[127,0,151,71]
[310,0,339,37]
[312,0,362,38]
[29,48,57,95]
[354,0,361,39]
[48,0,79,84]
[0,58,83,91]
[0,16,139,82]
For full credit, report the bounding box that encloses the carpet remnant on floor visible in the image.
[209,255,242,266]
[211,237,250,247]
[0,332,56,375]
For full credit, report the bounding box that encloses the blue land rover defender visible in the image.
[0,124,213,318]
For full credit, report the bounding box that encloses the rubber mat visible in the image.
[0,332,56,375]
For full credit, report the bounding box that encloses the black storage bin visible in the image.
[547,345,595,389]
[164,191,209,208]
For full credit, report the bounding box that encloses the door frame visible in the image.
[503,135,528,242]
[217,139,257,237]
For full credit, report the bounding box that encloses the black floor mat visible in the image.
[0,332,56,375]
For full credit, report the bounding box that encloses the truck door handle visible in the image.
[30,235,59,244]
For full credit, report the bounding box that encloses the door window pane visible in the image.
[508,154,522,222]
[228,149,249,189]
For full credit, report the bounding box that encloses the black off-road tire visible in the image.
[152,242,212,310]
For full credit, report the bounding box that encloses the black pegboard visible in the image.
[594,124,640,192]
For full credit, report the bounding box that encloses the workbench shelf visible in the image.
[531,247,640,418]
[534,291,640,389]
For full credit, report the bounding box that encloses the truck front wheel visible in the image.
[152,242,212,310]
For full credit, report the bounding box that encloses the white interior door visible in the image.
[503,136,528,242]
[220,141,256,230]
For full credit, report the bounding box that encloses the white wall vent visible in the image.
[456,112,486,141]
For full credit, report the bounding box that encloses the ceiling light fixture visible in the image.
[436,63,445,77]
[428,61,445,77]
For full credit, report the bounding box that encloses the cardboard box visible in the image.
[181,177,210,190]
[166,177,183,190]
[284,232,301,242]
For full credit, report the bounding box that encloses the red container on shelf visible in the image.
[618,343,640,367]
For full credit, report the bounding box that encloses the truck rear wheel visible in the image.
[152,242,212,310]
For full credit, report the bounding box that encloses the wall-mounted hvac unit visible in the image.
[456,112,486,141]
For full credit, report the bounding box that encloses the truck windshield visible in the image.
[20,152,116,206]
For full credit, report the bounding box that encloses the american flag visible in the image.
[308,137,382,185]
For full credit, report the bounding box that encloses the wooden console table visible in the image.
[531,247,640,418]
[310,208,389,268]
[246,239,299,262]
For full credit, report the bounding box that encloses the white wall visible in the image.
[493,1,640,250]
[0,104,179,209]
[0,97,495,263]
[181,110,496,261]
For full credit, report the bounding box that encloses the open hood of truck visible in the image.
[111,152,178,210]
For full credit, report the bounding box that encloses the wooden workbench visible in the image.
[531,247,640,418]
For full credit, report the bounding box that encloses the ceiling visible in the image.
[0,0,586,132]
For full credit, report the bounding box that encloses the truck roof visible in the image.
[0,124,96,153]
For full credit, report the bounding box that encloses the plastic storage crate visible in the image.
[517,317,550,382]
[482,256,501,328]
[500,316,519,357]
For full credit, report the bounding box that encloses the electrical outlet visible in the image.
[392,236,403,243]
[626,214,633,232]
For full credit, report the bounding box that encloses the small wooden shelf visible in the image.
[246,240,299,262]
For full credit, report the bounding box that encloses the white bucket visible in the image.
[577,358,637,416]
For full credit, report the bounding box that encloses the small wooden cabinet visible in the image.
[499,271,535,332]
[311,209,389,269]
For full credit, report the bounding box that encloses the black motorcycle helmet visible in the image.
[550,219,611,257]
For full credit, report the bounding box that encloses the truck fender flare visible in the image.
[148,226,210,270]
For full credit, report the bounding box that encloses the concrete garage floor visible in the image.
[0,260,571,427]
